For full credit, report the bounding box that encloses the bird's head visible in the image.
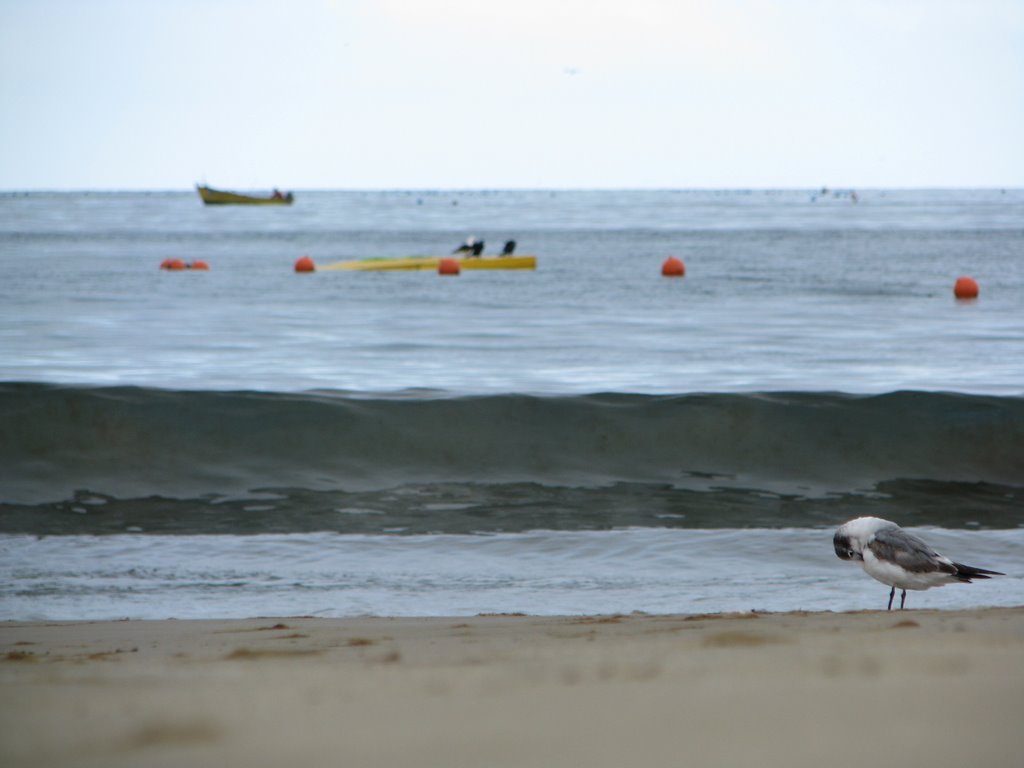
[833,516,895,562]
[833,531,862,561]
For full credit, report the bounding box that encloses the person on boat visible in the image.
[272,189,284,200]
[453,236,478,254]
[501,240,516,257]
[470,241,484,257]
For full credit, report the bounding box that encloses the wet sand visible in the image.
[2,609,1023,768]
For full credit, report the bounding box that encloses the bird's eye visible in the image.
[847,550,855,558]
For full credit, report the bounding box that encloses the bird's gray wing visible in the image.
[867,527,956,575]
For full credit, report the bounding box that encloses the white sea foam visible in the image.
[1,528,1020,620]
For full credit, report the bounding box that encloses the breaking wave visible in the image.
[2,383,1021,533]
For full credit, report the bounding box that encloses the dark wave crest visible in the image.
[2,383,1022,533]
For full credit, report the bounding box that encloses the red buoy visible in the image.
[438,257,461,275]
[190,260,209,270]
[294,255,316,273]
[661,256,685,277]
[954,276,979,299]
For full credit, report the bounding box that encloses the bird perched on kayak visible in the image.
[833,517,1003,610]
[453,236,484,255]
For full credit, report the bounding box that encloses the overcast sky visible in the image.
[2,0,1021,190]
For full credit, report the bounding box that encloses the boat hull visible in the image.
[197,186,294,205]
[322,256,537,271]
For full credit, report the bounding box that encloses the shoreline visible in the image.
[3,608,1023,767]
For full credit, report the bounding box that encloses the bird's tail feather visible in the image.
[953,562,1005,582]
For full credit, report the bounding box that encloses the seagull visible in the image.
[833,516,1003,610]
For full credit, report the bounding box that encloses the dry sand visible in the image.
[2,609,1023,768]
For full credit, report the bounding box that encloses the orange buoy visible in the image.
[294,255,316,273]
[190,260,209,270]
[661,256,685,277]
[954,276,979,299]
[159,258,173,270]
[165,258,186,271]
[438,257,461,275]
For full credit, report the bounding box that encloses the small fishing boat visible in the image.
[321,255,537,271]
[196,185,294,205]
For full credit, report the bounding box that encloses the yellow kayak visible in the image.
[321,255,537,271]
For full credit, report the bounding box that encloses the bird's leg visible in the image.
[900,590,907,610]
[887,586,895,611]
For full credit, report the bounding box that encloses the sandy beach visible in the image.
[2,609,1023,768]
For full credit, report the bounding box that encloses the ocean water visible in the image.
[1,189,1022,619]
